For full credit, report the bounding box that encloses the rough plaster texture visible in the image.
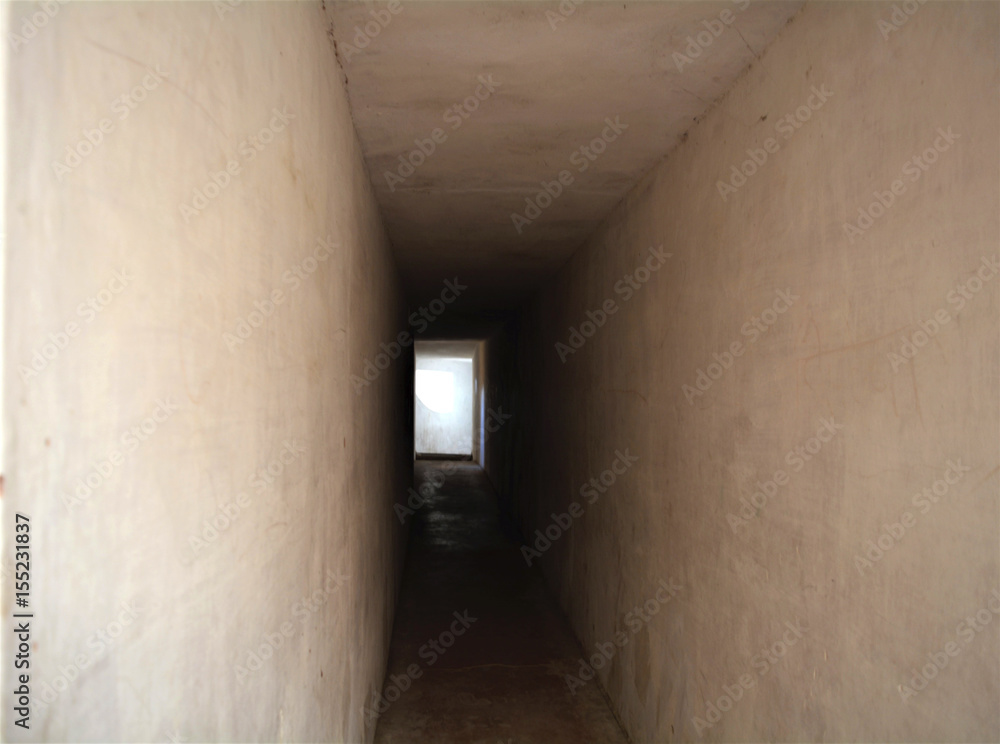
[520,3,999,741]
[326,0,801,311]
[3,2,408,741]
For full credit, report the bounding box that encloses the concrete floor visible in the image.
[372,461,630,744]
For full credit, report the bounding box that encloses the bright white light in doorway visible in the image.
[415,370,455,414]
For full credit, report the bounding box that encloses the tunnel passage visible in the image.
[5,2,997,743]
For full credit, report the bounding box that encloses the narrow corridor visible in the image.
[6,2,999,742]
[372,461,629,743]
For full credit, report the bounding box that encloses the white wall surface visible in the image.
[3,2,408,741]
[521,3,999,742]
[415,355,474,456]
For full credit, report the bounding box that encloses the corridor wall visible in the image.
[3,3,409,741]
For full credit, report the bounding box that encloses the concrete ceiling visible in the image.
[326,1,802,312]
[416,339,480,360]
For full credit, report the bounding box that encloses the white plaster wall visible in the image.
[3,2,407,741]
[521,3,999,741]
[415,355,474,456]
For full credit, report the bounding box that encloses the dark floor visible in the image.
[372,461,630,744]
